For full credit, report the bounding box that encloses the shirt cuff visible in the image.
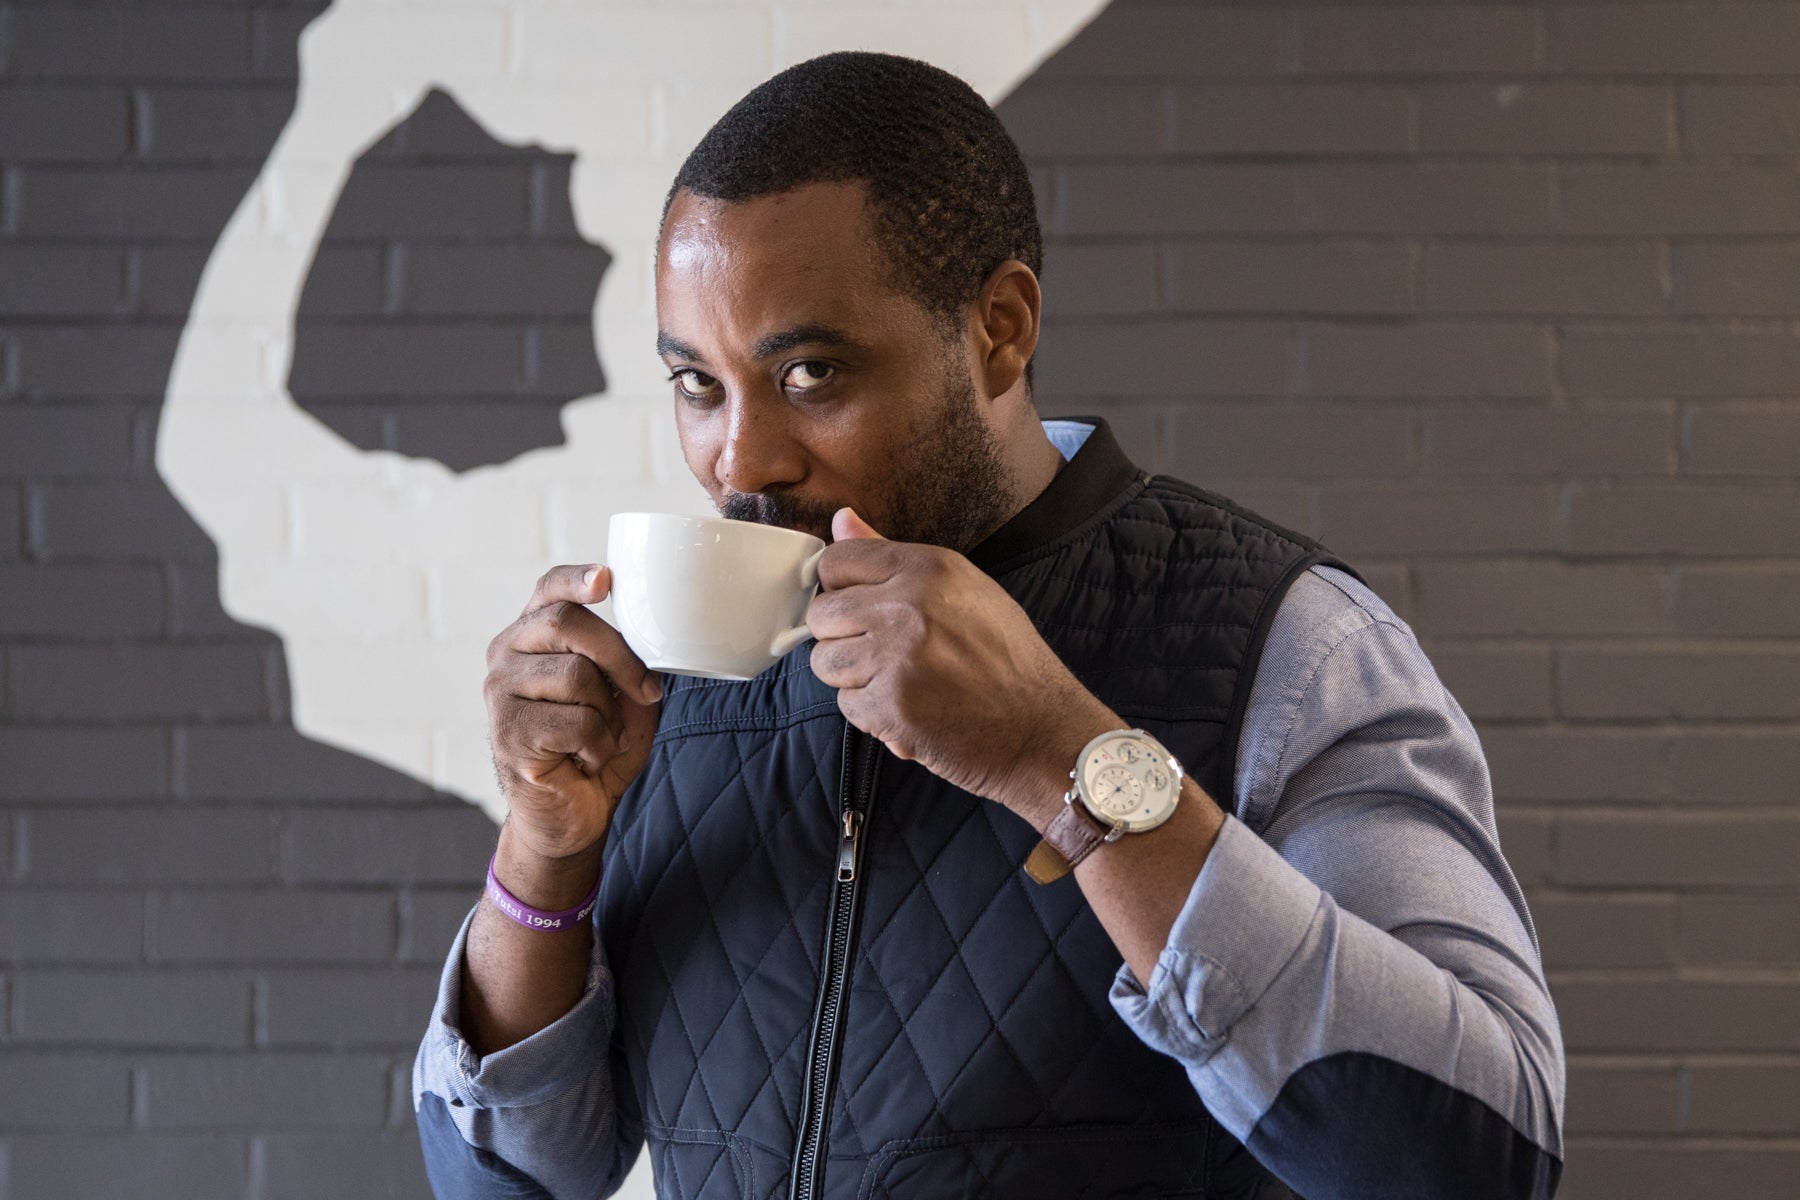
[415,901,615,1111]
[1110,816,1323,1064]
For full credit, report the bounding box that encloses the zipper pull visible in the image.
[837,810,862,882]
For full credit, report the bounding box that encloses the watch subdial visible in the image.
[1145,767,1170,793]
[1092,765,1144,817]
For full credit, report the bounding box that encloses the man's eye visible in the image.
[784,361,834,392]
[668,369,721,400]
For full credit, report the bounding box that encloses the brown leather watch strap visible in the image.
[1024,802,1115,885]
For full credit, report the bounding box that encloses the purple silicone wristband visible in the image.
[484,855,602,932]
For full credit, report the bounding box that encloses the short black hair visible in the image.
[666,51,1042,329]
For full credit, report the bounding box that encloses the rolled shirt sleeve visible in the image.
[1111,566,1565,1199]
[412,902,639,1200]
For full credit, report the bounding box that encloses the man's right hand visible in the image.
[484,564,663,862]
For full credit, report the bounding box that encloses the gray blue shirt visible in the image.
[413,426,1566,1198]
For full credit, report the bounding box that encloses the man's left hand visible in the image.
[806,507,1118,822]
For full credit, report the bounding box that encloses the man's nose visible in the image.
[716,396,806,496]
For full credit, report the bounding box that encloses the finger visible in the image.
[804,584,876,641]
[502,649,617,711]
[818,537,909,592]
[511,601,663,705]
[810,635,876,691]
[831,507,886,542]
[492,695,617,773]
[520,563,611,619]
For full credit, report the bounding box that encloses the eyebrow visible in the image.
[656,323,869,365]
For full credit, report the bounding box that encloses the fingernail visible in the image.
[645,674,664,703]
[582,566,600,587]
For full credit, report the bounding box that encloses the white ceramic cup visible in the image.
[605,512,827,680]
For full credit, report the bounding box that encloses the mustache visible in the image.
[719,490,841,533]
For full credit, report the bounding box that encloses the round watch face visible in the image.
[1076,731,1182,833]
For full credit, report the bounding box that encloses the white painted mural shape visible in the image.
[158,0,1107,822]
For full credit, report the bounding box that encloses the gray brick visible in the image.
[1031,7,1288,79]
[12,326,179,399]
[261,1128,433,1200]
[1674,565,1800,637]
[1172,85,1412,155]
[1313,165,1555,235]
[1682,244,1800,317]
[1313,483,1559,555]
[1567,483,1800,556]
[1169,240,1413,316]
[153,889,395,963]
[0,403,137,478]
[1060,163,1301,236]
[167,563,265,636]
[7,1133,249,1200]
[1553,977,1800,1052]
[1685,85,1800,154]
[0,890,146,963]
[0,85,129,161]
[1483,728,1668,803]
[1496,811,1553,885]
[1687,1064,1800,1134]
[1686,404,1800,476]
[398,889,477,964]
[378,399,565,472]
[13,165,254,238]
[8,643,270,721]
[262,967,440,1047]
[1039,242,1161,318]
[1562,166,1800,236]
[1,484,22,560]
[0,727,169,801]
[394,242,607,318]
[1036,319,1292,397]
[526,322,607,393]
[280,808,495,884]
[1423,642,1553,721]
[131,245,210,317]
[286,245,387,317]
[0,562,165,637]
[251,9,318,81]
[1303,323,1552,398]
[1169,403,1414,480]
[1548,4,1800,75]
[1679,895,1800,968]
[30,480,218,561]
[1003,84,1166,157]
[141,1051,389,1128]
[1670,731,1800,805]
[1564,1061,1680,1134]
[1560,646,1800,721]
[12,969,251,1048]
[1556,815,1800,887]
[1415,562,1669,637]
[324,163,533,238]
[1533,895,1674,971]
[1423,405,1675,476]
[1424,242,1667,317]
[0,247,127,316]
[5,7,252,80]
[25,809,275,885]
[0,1051,131,1128]
[1422,83,1672,155]
[288,323,525,398]
[176,726,435,802]
[1559,1144,1800,1198]
[137,84,296,163]
[1297,6,1537,74]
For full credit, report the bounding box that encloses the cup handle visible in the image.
[768,547,828,658]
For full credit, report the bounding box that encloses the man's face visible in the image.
[655,180,1013,549]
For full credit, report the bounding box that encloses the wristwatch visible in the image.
[1024,728,1183,885]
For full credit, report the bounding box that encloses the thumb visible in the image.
[832,507,886,542]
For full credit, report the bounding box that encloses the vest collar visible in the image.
[966,417,1145,571]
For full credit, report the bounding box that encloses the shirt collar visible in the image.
[966,416,1145,571]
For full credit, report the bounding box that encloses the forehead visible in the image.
[656,182,913,342]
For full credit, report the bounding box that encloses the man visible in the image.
[414,52,1565,1200]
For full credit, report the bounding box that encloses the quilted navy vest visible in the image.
[596,421,1352,1199]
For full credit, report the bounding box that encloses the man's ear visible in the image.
[971,259,1041,402]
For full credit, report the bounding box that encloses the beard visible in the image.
[718,367,1017,552]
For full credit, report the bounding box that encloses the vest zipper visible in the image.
[788,723,880,1200]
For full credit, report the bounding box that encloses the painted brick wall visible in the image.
[1,2,1796,1199]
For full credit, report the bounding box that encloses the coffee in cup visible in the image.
[605,512,826,680]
